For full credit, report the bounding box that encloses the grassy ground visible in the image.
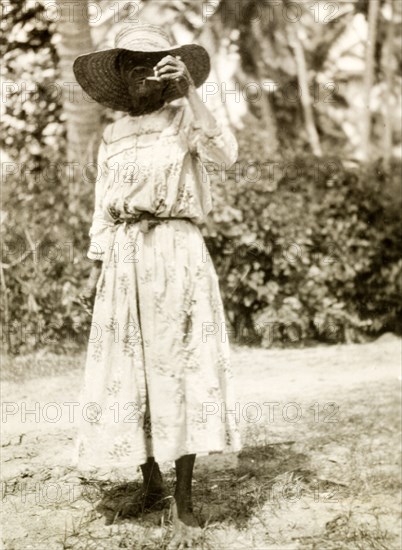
[1,336,401,549]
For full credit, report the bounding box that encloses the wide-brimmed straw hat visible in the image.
[73,24,211,113]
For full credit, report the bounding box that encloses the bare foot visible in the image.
[121,483,166,517]
[167,498,202,549]
[100,483,166,524]
[120,457,166,517]
[173,491,200,526]
[176,509,199,528]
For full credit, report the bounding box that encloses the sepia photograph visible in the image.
[1,0,401,548]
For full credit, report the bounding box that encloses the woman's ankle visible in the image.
[140,457,164,492]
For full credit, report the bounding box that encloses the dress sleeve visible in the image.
[182,105,238,168]
[87,124,115,261]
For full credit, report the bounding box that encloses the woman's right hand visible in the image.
[77,261,102,315]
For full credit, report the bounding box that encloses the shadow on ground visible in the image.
[90,442,330,529]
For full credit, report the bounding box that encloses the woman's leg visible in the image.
[174,454,198,525]
[140,456,165,499]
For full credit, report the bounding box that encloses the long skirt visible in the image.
[73,219,241,479]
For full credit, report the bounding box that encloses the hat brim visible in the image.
[73,44,210,113]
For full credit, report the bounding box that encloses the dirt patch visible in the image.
[1,338,401,549]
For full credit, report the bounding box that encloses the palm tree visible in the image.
[55,0,102,191]
[361,0,380,161]
[383,0,396,168]
[282,0,322,156]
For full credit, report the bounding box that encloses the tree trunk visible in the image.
[383,0,395,169]
[250,19,279,157]
[55,0,102,194]
[362,0,380,162]
[284,6,322,157]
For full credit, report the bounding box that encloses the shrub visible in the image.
[1,0,92,354]
[205,124,402,347]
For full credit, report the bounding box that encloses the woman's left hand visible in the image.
[153,55,195,96]
[77,286,97,316]
[75,261,102,316]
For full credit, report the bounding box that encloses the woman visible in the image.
[72,24,241,541]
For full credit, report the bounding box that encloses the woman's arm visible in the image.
[78,260,102,314]
[87,124,115,261]
[154,55,218,132]
[155,55,238,166]
[78,125,112,314]
[87,260,103,287]
[182,78,218,131]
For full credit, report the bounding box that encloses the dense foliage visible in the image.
[206,123,402,346]
[1,0,90,353]
[1,0,401,353]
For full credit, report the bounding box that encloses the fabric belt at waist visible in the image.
[113,211,194,234]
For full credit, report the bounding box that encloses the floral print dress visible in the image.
[73,100,241,478]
